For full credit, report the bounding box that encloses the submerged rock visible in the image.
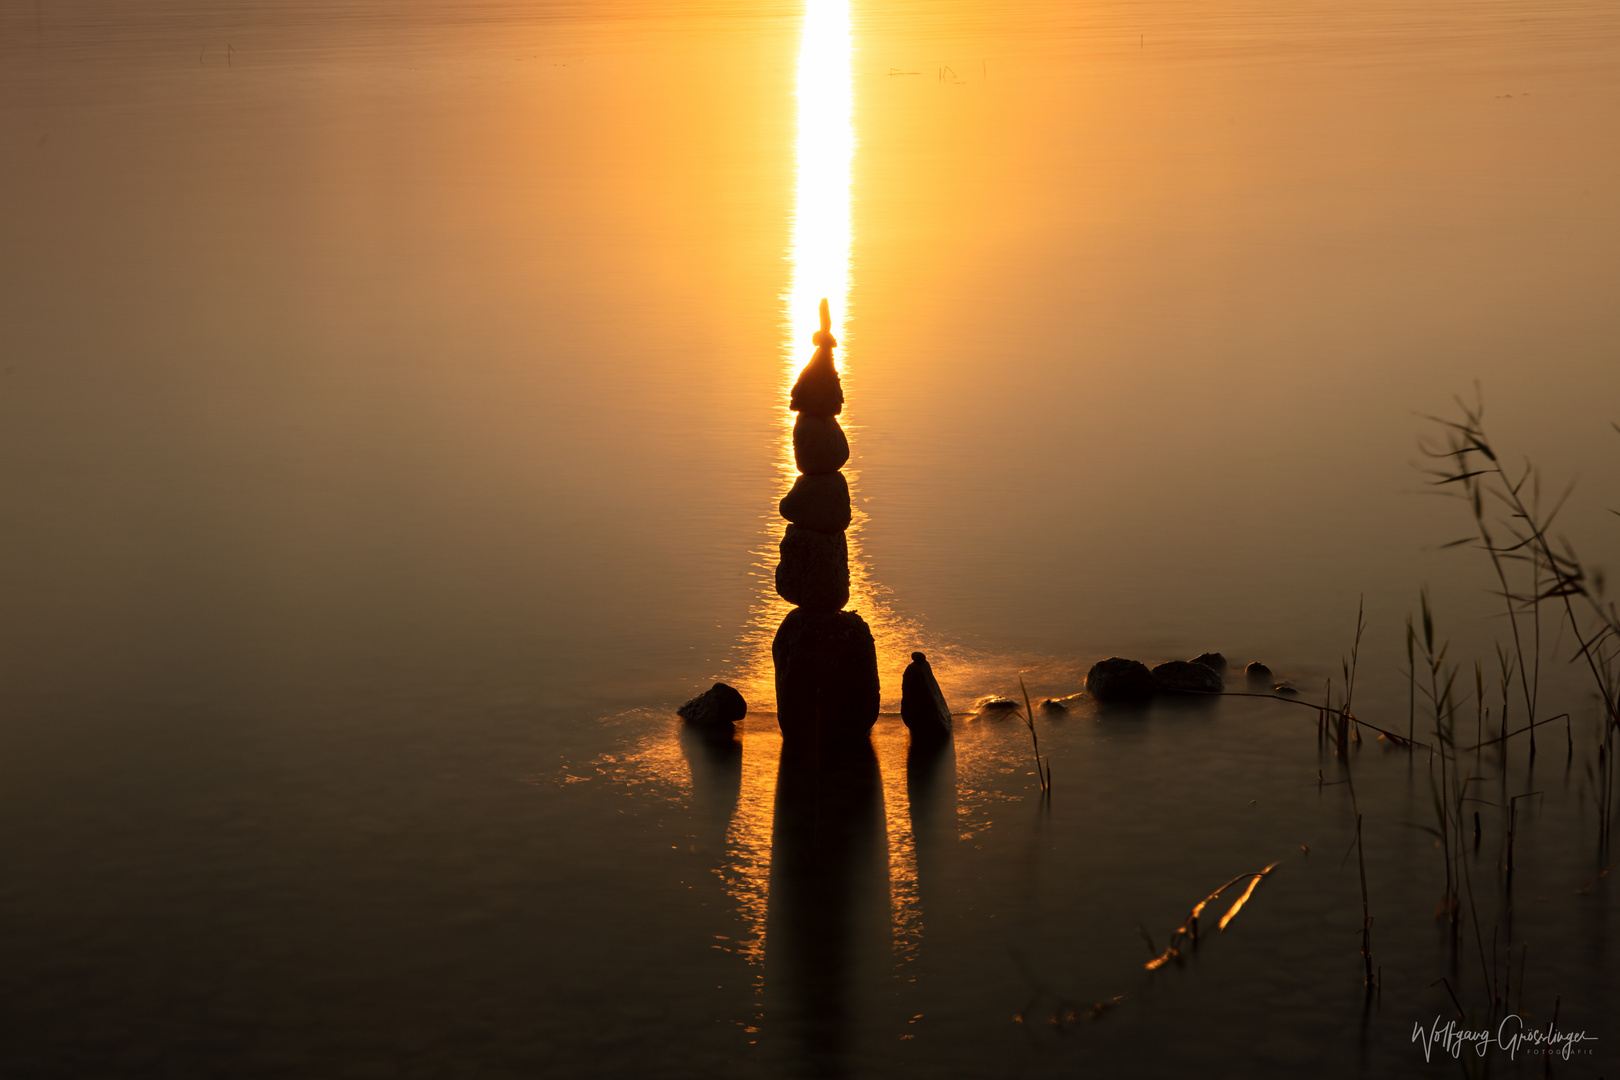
[677,682,747,727]
[772,608,880,742]
[1190,652,1226,671]
[900,652,952,743]
[774,525,850,611]
[789,347,844,416]
[1273,681,1299,695]
[1245,661,1273,683]
[1151,660,1223,694]
[1084,657,1154,702]
[778,472,852,534]
[793,413,850,475]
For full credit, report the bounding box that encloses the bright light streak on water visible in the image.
[785,0,854,352]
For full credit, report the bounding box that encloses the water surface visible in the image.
[2,1,1618,1075]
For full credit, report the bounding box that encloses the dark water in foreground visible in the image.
[7,687,1611,1077]
[2,0,1618,1076]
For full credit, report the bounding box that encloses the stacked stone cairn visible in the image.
[771,299,880,744]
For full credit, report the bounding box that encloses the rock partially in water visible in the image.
[677,682,747,727]
[1273,681,1299,695]
[1039,698,1069,713]
[1151,660,1223,694]
[1084,657,1154,702]
[772,608,880,742]
[1190,652,1227,670]
[793,413,850,475]
[900,652,952,743]
[774,524,849,611]
[789,347,844,416]
[779,472,852,534]
[974,696,1020,713]
[1245,661,1273,683]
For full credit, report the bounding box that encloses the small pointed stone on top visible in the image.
[790,298,844,416]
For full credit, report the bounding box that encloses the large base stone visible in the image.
[772,609,880,743]
[1085,657,1154,702]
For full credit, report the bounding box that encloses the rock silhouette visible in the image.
[900,652,952,743]
[772,299,879,743]
[779,472,852,534]
[789,347,844,416]
[677,682,748,726]
[1151,660,1223,693]
[775,525,850,611]
[773,609,880,743]
[792,413,850,474]
[1085,657,1154,702]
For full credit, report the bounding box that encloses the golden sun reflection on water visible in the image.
[737,0,930,714]
[736,0,927,1005]
[645,0,1069,1017]
[604,711,1029,1011]
[784,0,853,350]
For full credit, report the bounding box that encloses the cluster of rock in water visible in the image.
[680,647,1285,734]
[674,302,1293,739]
[1081,652,1279,702]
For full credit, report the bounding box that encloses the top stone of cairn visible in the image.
[789,299,845,417]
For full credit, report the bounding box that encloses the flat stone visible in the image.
[793,413,850,474]
[789,347,844,416]
[1151,660,1223,694]
[677,682,747,727]
[900,651,952,743]
[772,609,880,742]
[779,472,852,534]
[1245,661,1273,682]
[1190,652,1227,670]
[774,525,849,611]
[974,696,1019,712]
[1085,657,1154,702]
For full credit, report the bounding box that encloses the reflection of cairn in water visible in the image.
[767,738,888,1068]
[772,299,880,743]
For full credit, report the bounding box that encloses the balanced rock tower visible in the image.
[771,299,881,744]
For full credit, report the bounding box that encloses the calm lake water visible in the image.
[2,1,1618,1076]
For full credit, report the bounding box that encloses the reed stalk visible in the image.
[1017,676,1050,797]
